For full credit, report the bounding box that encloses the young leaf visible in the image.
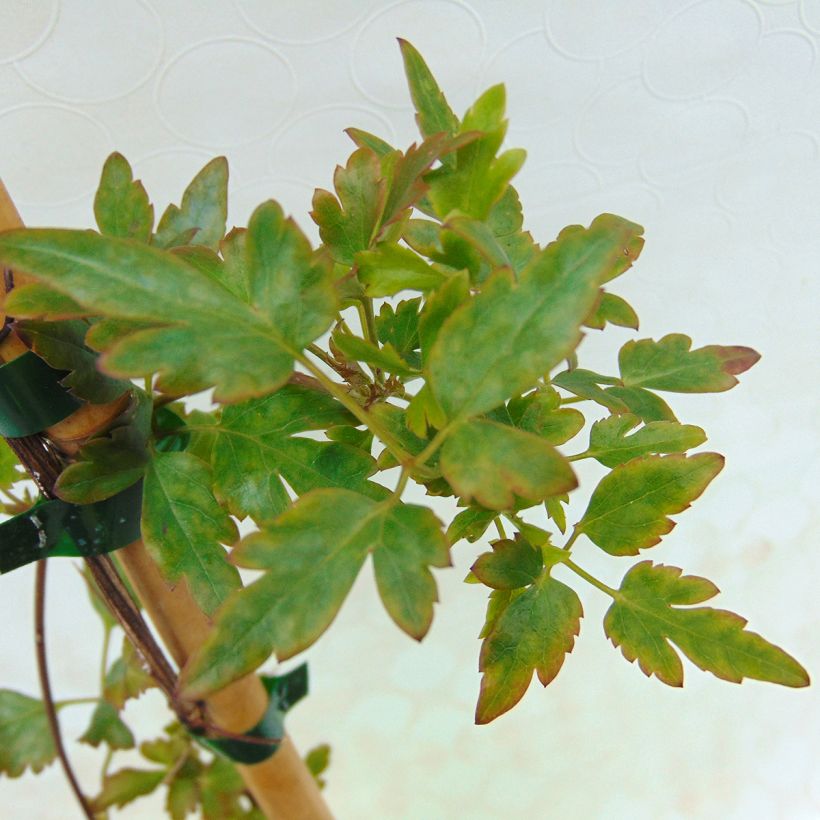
[17,319,132,404]
[211,383,384,524]
[180,489,449,698]
[619,334,760,392]
[0,200,337,402]
[476,575,582,723]
[545,493,569,534]
[580,414,706,468]
[605,561,809,688]
[0,690,56,777]
[92,767,166,811]
[552,368,629,413]
[356,243,447,296]
[154,157,228,250]
[604,384,677,422]
[332,332,420,378]
[304,743,331,789]
[103,638,155,709]
[584,291,639,330]
[94,152,153,242]
[398,39,459,151]
[376,298,421,367]
[446,506,496,545]
[577,453,724,556]
[440,418,577,510]
[427,214,644,421]
[142,451,241,615]
[471,536,543,590]
[79,700,135,750]
[311,148,386,265]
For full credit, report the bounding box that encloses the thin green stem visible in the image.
[561,527,581,551]
[410,422,452,470]
[360,298,379,347]
[559,395,585,405]
[99,624,112,691]
[567,452,587,462]
[563,557,620,598]
[101,747,113,781]
[307,343,339,371]
[392,469,410,500]
[494,518,507,540]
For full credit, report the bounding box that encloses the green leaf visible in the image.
[0,200,338,403]
[218,227,251,302]
[446,506,496,545]
[581,414,707,468]
[355,243,447,297]
[440,418,576,510]
[505,388,585,446]
[142,451,240,615]
[584,291,639,330]
[605,561,810,688]
[180,490,449,698]
[619,334,760,392]
[0,438,24,491]
[332,332,420,378]
[92,767,166,811]
[398,39,459,153]
[422,84,525,221]
[167,765,201,820]
[376,298,421,367]
[417,269,469,365]
[211,383,383,525]
[444,214,511,274]
[577,453,724,556]
[472,536,543,589]
[17,319,132,404]
[311,148,386,265]
[405,382,447,438]
[79,700,135,750]
[199,756,259,820]
[0,690,56,777]
[476,574,582,723]
[427,214,644,421]
[604,384,677,422]
[544,493,569,534]
[94,152,153,242]
[154,157,228,250]
[304,743,331,789]
[346,126,394,156]
[55,389,150,503]
[552,368,628,413]
[103,638,155,709]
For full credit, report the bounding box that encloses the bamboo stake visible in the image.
[0,179,333,819]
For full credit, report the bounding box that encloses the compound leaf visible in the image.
[619,334,760,393]
[605,561,810,688]
[577,453,724,556]
[0,200,337,403]
[154,157,228,250]
[211,383,383,524]
[180,490,449,698]
[0,690,56,777]
[427,214,644,421]
[581,414,706,468]
[440,418,576,510]
[476,575,582,723]
[142,451,240,615]
[94,152,153,242]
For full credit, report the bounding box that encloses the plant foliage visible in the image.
[0,38,808,816]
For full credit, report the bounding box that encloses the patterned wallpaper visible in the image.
[1,1,818,818]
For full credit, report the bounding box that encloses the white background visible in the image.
[1,1,818,818]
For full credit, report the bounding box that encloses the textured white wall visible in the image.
[1,1,818,818]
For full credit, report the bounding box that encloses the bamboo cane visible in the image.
[0,180,333,819]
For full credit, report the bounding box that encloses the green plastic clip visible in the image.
[0,350,82,437]
[0,481,142,574]
[193,663,308,764]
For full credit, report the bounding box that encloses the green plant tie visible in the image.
[0,481,143,574]
[192,663,308,764]
[0,350,82,437]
